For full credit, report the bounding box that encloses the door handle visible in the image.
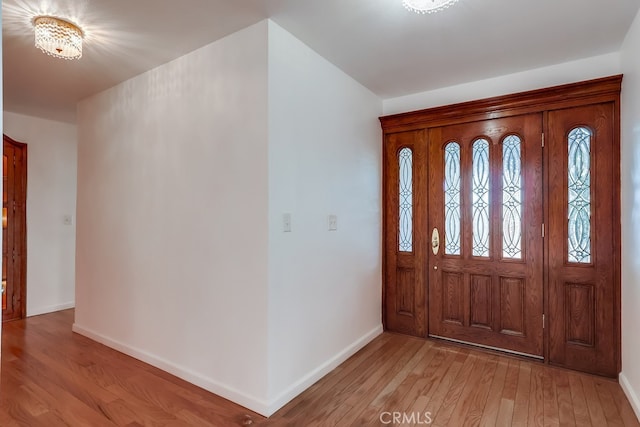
[432,228,440,255]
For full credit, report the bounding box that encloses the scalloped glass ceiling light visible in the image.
[33,16,83,60]
[403,0,460,14]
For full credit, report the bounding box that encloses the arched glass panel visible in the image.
[444,142,461,255]
[472,139,490,257]
[502,135,522,259]
[568,127,592,263]
[399,147,413,252]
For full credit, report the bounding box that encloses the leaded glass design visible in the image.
[502,135,522,259]
[399,147,413,252]
[472,139,490,257]
[444,142,461,255]
[568,127,592,263]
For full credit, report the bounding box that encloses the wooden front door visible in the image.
[547,103,619,376]
[381,77,621,376]
[3,135,27,322]
[428,114,544,357]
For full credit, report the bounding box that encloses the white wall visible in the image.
[74,21,270,412]
[74,18,383,416]
[266,21,383,413]
[383,52,621,115]
[620,8,640,420]
[3,111,77,316]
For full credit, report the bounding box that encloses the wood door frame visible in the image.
[380,75,622,373]
[3,134,28,322]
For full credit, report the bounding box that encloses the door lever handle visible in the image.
[432,228,440,255]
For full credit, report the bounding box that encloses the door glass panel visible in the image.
[472,139,490,257]
[568,127,592,263]
[399,147,413,252]
[502,135,522,259]
[444,142,461,255]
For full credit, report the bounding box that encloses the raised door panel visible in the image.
[564,283,595,347]
[442,271,464,326]
[470,274,492,330]
[396,268,416,316]
[499,277,526,337]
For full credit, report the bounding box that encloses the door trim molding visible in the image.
[380,75,622,133]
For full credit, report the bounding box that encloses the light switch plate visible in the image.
[328,214,338,231]
[283,213,292,232]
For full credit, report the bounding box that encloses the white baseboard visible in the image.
[72,323,271,416]
[265,324,384,416]
[620,373,640,422]
[72,321,383,418]
[27,301,75,317]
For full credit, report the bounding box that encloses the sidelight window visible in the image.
[399,147,413,252]
[444,142,461,255]
[567,127,592,263]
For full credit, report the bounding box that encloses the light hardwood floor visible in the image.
[1,310,638,426]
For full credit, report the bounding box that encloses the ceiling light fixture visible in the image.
[33,16,83,60]
[403,0,460,14]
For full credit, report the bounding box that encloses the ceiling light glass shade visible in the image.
[33,16,83,60]
[403,0,460,14]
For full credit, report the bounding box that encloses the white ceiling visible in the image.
[3,0,640,123]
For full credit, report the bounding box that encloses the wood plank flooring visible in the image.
[1,310,638,426]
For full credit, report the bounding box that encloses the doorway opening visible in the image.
[3,134,27,322]
[381,76,621,377]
